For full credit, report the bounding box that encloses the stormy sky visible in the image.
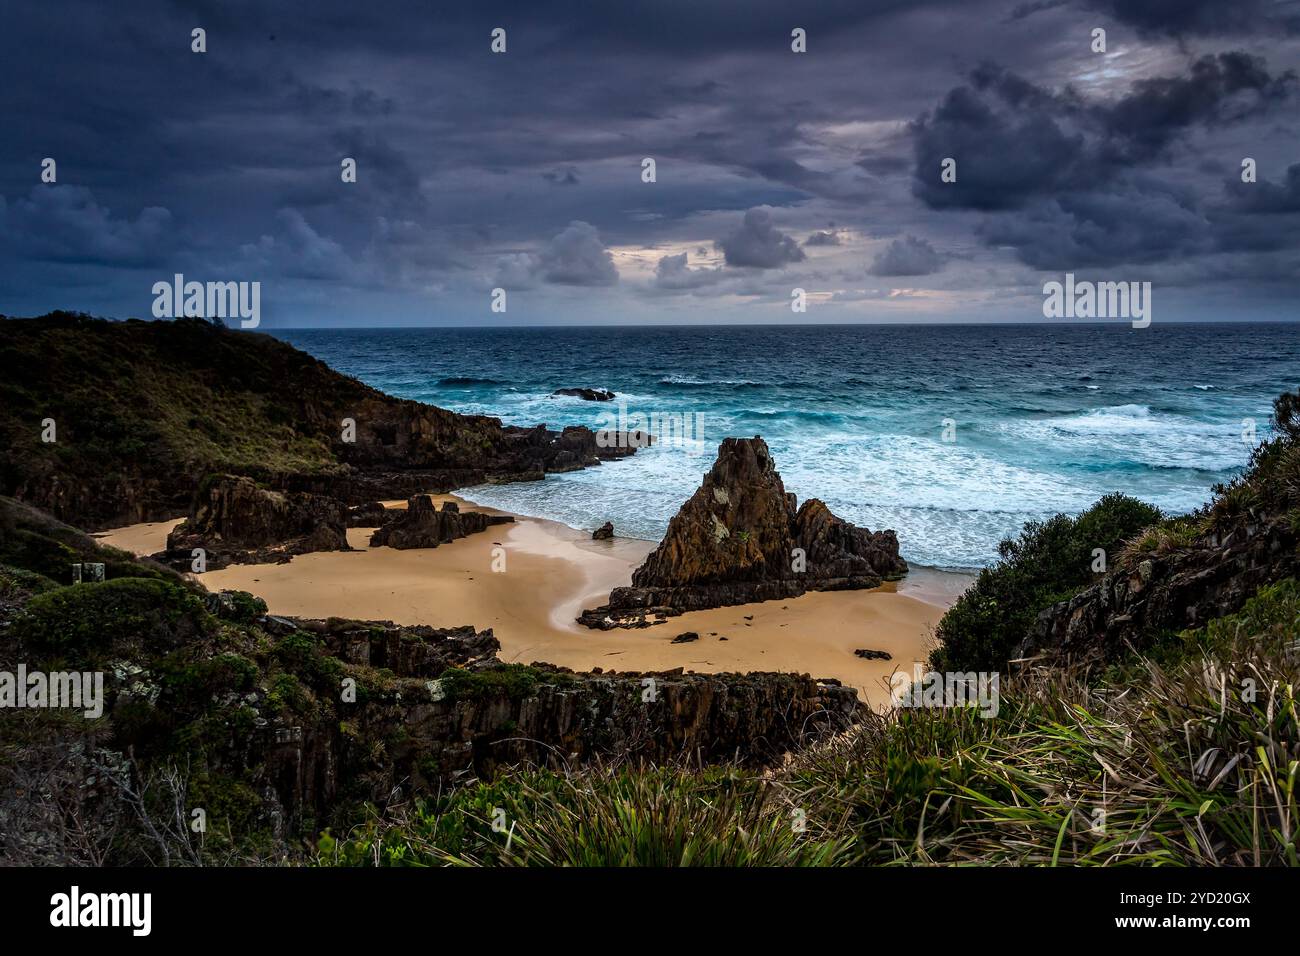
[2,0,1298,326]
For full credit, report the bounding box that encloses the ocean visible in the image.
[274,323,1299,570]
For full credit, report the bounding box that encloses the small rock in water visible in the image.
[854,648,892,661]
[554,387,615,402]
[592,521,614,540]
[671,632,700,644]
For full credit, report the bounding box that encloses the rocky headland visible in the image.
[0,313,646,532]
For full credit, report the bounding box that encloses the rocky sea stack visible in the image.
[579,437,906,628]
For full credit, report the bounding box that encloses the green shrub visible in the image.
[434,665,576,703]
[932,493,1163,671]
[218,590,267,624]
[272,629,345,687]
[12,577,209,659]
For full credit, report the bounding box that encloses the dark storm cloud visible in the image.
[911,54,1296,212]
[538,221,619,285]
[496,221,619,287]
[1,0,1297,322]
[1224,163,1300,214]
[870,236,945,276]
[1103,53,1296,162]
[543,168,580,186]
[653,252,725,291]
[1079,0,1300,38]
[1208,165,1300,253]
[0,187,173,267]
[715,208,806,268]
[908,51,1299,270]
[975,178,1212,268]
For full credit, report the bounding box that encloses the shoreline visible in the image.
[447,486,980,608]
[97,497,974,709]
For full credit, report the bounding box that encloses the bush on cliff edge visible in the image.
[931,492,1163,672]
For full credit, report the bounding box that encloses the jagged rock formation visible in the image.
[0,313,646,530]
[592,521,614,540]
[1018,510,1300,661]
[161,475,349,569]
[243,613,861,832]
[368,495,514,549]
[579,437,906,628]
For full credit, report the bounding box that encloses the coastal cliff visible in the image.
[0,313,640,530]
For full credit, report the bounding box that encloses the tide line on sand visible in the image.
[97,495,971,709]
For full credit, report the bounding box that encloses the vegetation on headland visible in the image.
[0,312,530,529]
[0,313,350,492]
[930,492,1163,672]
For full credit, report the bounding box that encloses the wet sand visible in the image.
[97,495,972,708]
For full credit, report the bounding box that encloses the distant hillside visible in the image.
[0,312,627,529]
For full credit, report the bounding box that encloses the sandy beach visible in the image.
[98,496,972,708]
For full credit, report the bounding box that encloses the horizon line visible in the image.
[266,318,1300,331]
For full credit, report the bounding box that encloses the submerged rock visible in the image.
[579,437,906,627]
[553,387,616,401]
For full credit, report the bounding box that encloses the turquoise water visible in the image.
[275,323,1299,569]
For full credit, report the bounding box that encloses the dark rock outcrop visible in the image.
[1017,512,1300,662]
[579,437,906,628]
[251,617,863,829]
[368,495,513,549]
[592,521,614,540]
[161,475,350,569]
[553,387,615,401]
[347,501,388,528]
[854,648,892,661]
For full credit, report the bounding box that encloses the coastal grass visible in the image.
[315,765,854,867]
[315,578,1299,867]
